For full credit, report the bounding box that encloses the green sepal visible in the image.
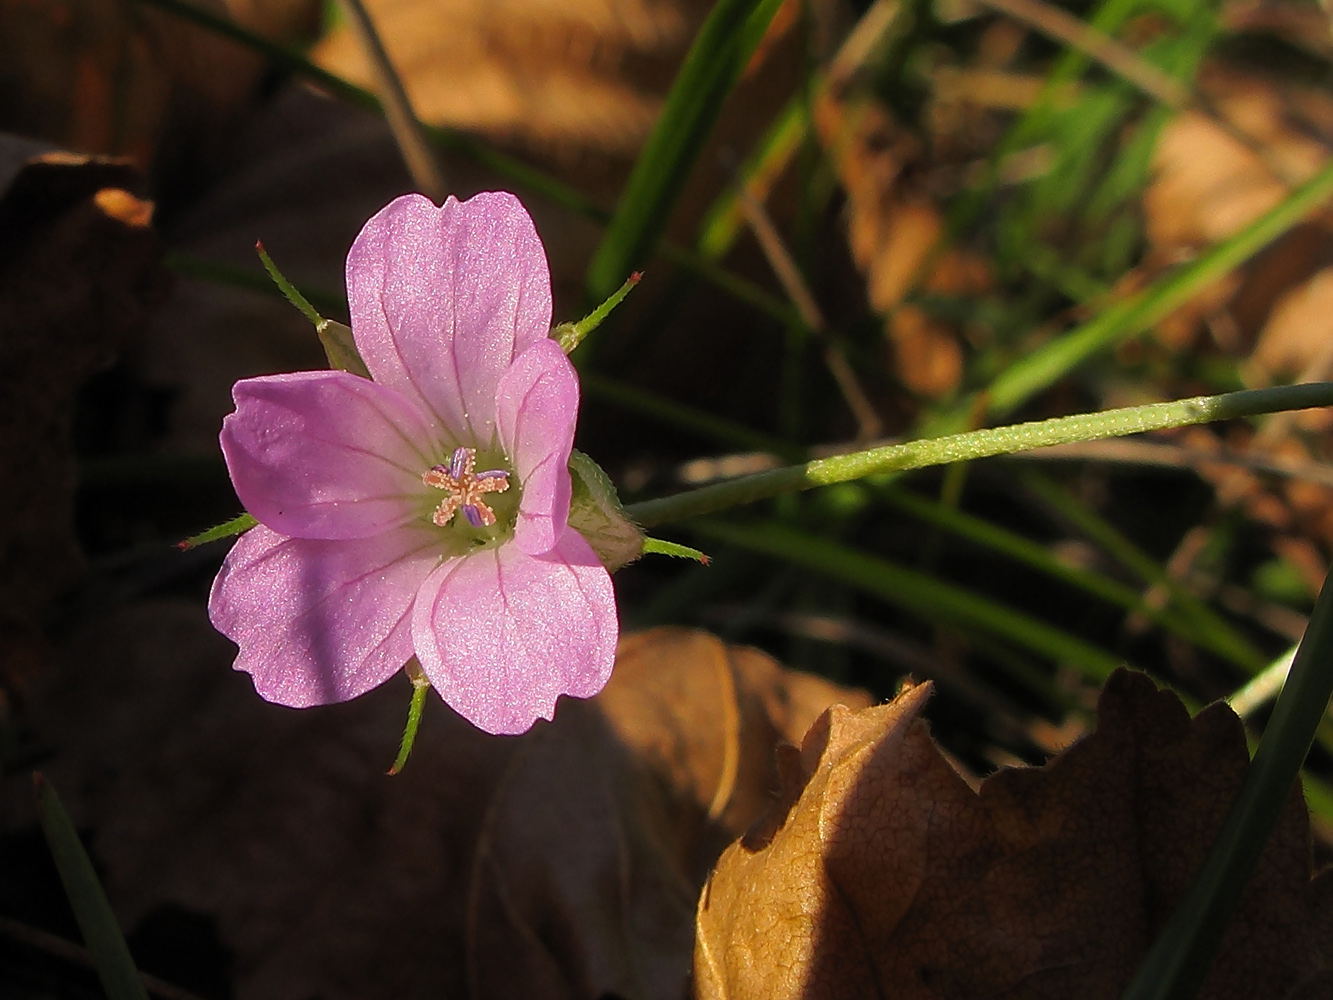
[567,450,644,571]
[643,537,710,564]
[178,512,258,550]
[317,318,371,378]
[256,242,372,377]
[256,241,322,326]
[553,272,642,354]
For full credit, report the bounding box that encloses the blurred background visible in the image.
[3,0,1333,995]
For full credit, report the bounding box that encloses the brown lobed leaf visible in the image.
[696,670,1331,1000]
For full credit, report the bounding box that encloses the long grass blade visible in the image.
[584,0,787,303]
[692,518,1130,699]
[35,775,150,1000]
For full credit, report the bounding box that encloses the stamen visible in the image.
[423,446,510,528]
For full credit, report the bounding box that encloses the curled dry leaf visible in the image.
[696,669,1330,1000]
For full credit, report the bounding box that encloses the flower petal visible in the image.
[411,530,617,735]
[209,524,442,707]
[221,370,438,540]
[346,192,553,445]
[496,338,578,556]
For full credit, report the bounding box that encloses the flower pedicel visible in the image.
[208,192,618,736]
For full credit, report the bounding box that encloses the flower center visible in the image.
[423,446,511,528]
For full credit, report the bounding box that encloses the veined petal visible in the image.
[221,370,437,540]
[495,339,578,556]
[209,524,441,707]
[346,192,553,445]
[411,530,617,735]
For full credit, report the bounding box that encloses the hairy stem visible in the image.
[625,382,1333,527]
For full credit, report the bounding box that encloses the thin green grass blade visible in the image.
[1303,773,1333,826]
[584,0,787,303]
[691,518,1130,700]
[166,253,347,316]
[35,775,150,1000]
[697,97,808,260]
[880,487,1261,670]
[133,0,607,221]
[656,241,799,324]
[1121,564,1333,1000]
[581,373,802,460]
[971,158,1333,427]
[1019,471,1267,671]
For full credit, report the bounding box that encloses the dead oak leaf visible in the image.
[696,669,1330,1000]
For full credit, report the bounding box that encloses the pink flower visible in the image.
[208,192,618,735]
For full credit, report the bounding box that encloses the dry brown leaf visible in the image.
[0,0,317,167]
[696,669,1330,1000]
[815,93,991,398]
[1144,65,1333,357]
[2,615,866,998]
[1248,267,1333,387]
[314,0,702,157]
[1137,64,1333,576]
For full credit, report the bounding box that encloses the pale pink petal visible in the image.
[221,370,438,540]
[411,529,617,735]
[495,338,578,556]
[209,524,442,707]
[346,192,553,445]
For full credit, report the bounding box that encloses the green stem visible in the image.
[388,662,431,775]
[625,382,1333,527]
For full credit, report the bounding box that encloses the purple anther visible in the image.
[463,505,484,528]
[449,446,469,479]
[477,469,509,482]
